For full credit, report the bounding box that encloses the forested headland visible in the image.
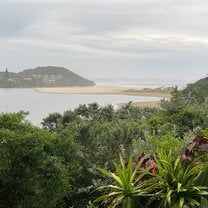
[0,66,95,88]
[0,76,208,208]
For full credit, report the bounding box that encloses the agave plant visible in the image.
[94,155,150,208]
[150,150,208,208]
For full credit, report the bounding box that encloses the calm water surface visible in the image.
[0,89,161,125]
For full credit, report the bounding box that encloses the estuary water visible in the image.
[0,89,161,125]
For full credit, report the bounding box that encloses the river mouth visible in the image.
[0,88,162,125]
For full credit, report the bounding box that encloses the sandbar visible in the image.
[34,86,171,107]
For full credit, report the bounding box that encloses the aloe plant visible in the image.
[150,151,208,208]
[94,155,150,208]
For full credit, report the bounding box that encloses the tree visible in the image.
[99,104,114,121]
[0,112,77,208]
[4,68,9,80]
[42,112,62,131]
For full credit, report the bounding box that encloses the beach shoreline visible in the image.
[34,86,171,107]
[34,86,171,97]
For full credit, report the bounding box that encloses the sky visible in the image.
[0,0,208,81]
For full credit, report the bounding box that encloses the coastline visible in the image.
[34,86,171,97]
[34,86,171,107]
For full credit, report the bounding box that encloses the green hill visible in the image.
[0,66,95,87]
[181,76,208,103]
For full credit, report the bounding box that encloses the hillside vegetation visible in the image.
[181,76,208,102]
[0,66,95,87]
[0,76,207,207]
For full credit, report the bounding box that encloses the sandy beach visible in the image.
[35,86,127,94]
[34,86,171,107]
[34,86,171,97]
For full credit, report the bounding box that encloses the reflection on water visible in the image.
[0,89,161,125]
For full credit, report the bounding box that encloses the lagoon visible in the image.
[0,89,161,125]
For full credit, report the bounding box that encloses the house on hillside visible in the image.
[29,73,64,83]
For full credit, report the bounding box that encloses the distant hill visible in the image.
[181,76,208,103]
[0,66,95,88]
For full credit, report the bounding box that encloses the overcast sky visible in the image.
[0,0,208,81]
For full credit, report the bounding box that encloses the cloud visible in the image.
[0,0,208,80]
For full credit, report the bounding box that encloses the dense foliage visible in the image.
[0,112,81,208]
[181,76,208,103]
[95,132,208,208]
[0,76,207,207]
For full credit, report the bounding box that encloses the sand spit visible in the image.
[34,86,171,97]
[34,86,171,107]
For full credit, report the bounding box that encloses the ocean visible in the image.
[95,78,190,89]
